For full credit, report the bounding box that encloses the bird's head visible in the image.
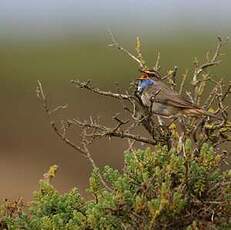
[136,73,155,93]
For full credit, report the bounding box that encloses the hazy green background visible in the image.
[0,1,230,199]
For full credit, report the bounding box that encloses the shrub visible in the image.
[0,142,230,229]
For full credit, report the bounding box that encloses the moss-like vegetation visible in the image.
[1,142,230,229]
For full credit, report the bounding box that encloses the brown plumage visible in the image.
[137,71,217,118]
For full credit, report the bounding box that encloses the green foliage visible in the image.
[0,144,230,229]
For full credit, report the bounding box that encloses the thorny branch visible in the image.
[36,80,112,191]
[37,36,231,185]
[67,118,157,145]
[70,78,172,146]
[71,79,131,100]
[192,36,227,104]
[108,30,146,70]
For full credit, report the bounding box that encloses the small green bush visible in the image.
[1,142,230,229]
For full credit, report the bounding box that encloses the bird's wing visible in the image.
[147,81,199,109]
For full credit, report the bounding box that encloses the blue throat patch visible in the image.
[137,79,155,93]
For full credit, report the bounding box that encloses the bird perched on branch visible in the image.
[136,70,216,118]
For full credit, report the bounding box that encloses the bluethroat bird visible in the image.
[136,70,216,118]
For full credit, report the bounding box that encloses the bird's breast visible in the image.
[141,92,180,117]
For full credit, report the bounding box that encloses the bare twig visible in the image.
[179,70,188,95]
[192,37,225,105]
[69,118,157,145]
[71,79,131,101]
[36,80,112,191]
[108,30,146,70]
[153,51,160,71]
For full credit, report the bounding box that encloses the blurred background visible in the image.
[0,0,230,199]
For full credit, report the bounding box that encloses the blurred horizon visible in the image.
[0,1,230,200]
[1,0,231,40]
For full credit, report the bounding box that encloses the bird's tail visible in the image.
[184,108,220,119]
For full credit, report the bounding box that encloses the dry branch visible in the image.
[71,79,131,100]
[108,30,146,70]
[36,80,112,191]
[37,36,231,176]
